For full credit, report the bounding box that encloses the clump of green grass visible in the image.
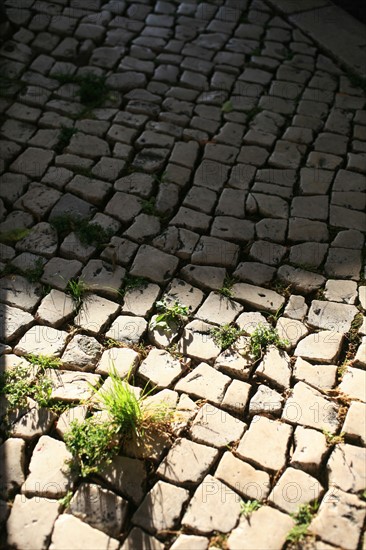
[150,299,190,331]
[26,354,62,370]
[240,499,262,518]
[217,275,237,298]
[141,197,159,216]
[249,323,289,359]
[53,72,109,109]
[51,215,113,247]
[119,275,148,297]
[322,428,345,446]
[0,363,52,410]
[65,368,174,476]
[0,258,44,284]
[66,278,89,310]
[286,502,319,544]
[55,126,78,155]
[210,324,242,350]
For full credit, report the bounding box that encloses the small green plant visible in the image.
[150,300,190,331]
[51,215,113,247]
[58,490,74,509]
[249,324,289,359]
[0,363,52,410]
[26,354,62,370]
[210,324,242,350]
[55,126,78,154]
[141,197,159,216]
[53,72,110,109]
[360,489,366,501]
[66,278,89,310]
[221,100,233,113]
[286,502,319,543]
[322,429,345,446]
[119,274,148,297]
[0,228,30,244]
[217,275,237,298]
[64,417,119,477]
[240,499,262,518]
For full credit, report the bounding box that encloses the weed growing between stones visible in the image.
[240,499,262,518]
[58,490,73,510]
[65,368,174,477]
[119,274,148,297]
[221,100,233,113]
[150,299,190,331]
[322,428,345,446]
[140,197,159,216]
[0,257,44,283]
[249,324,289,359]
[0,363,52,410]
[53,72,110,109]
[286,502,319,544]
[26,354,62,370]
[0,228,30,244]
[66,278,89,310]
[54,126,78,155]
[217,275,237,298]
[51,215,113,247]
[210,324,242,350]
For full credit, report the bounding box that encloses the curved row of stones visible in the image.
[0,0,365,549]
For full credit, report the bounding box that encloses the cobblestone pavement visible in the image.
[0,0,365,548]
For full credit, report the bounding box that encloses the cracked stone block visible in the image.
[98,455,146,505]
[50,514,119,550]
[132,480,189,535]
[157,438,219,486]
[246,193,288,219]
[121,528,164,550]
[339,365,366,401]
[96,347,139,378]
[282,295,309,321]
[327,443,366,493]
[14,182,61,218]
[153,226,200,260]
[249,384,284,417]
[61,334,103,371]
[10,401,56,440]
[190,403,246,449]
[309,489,366,550]
[177,321,222,362]
[180,265,226,291]
[22,435,76,498]
[290,426,328,475]
[69,482,128,537]
[36,289,75,327]
[101,237,138,267]
[124,213,161,243]
[232,283,285,313]
[249,240,287,266]
[81,260,125,299]
[162,280,203,315]
[41,257,83,291]
[130,244,178,284]
[283,381,340,433]
[139,348,187,389]
[47,370,101,402]
[0,304,34,343]
[170,535,208,550]
[256,346,291,390]
[195,292,242,326]
[75,294,120,334]
[277,265,326,294]
[6,494,61,550]
[268,466,324,514]
[182,475,241,535]
[324,280,358,305]
[236,416,292,473]
[14,325,68,357]
[0,438,25,499]
[227,506,294,550]
[175,362,230,404]
[307,300,358,333]
[106,315,147,345]
[122,283,160,317]
[294,330,343,364]
[275,317,309,349]
[10,147,54,177]
[16,222,58,258]
[214,346,253,381]
[293,357,337,391]
[342,401,366,445]
[0,275,42,312]
[215,451,270,501]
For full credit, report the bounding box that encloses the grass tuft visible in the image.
[249,323,289,359]
[210,323,242,350]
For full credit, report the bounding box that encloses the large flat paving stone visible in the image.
[231,282,285,313]
[49,514,119,550]
[307,300,358,333]
[7,494,60,550]
[0,304,34,343]
[190,403,246,449]
[327,444,366,493]
[175,362,230,404]
[268,466,324,514]
[182,475,241,535]
[215,451,270,501]
[294,330,343,364]
[0,438,26,499]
